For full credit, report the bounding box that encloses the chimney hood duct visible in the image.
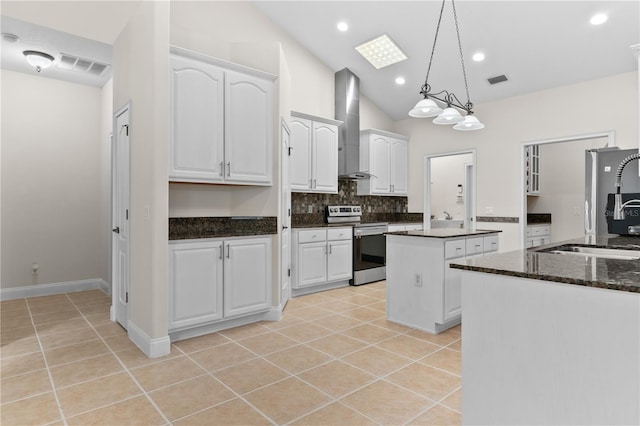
[335,68,372,179]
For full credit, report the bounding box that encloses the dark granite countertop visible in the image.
[386,229,502,238]
[450,235,640,293]
[169,217,277,240]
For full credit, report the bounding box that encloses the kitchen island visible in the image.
[385,228,501,334]
[451,235,640,425]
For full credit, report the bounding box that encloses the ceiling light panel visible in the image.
[355,34,407,69]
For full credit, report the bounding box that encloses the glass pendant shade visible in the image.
[408,98,442,118]
[453,115,485,131]
[433,107,464,124]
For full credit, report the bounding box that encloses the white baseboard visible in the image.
[263,306,283,321]
[127,320,171,358]
[0,279,111,301]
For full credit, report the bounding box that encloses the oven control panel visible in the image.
[326,205,362,217]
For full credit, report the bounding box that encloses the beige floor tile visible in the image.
[236,331,297,355]
[76,303,111,317]
[245,377,332,424]
[49,354,123,388]
[92,322,127,338]
[149,375,234,421]
[189,342,256,372]
[448,339,462,352]
[341,307,385,322]
[27,294,70,307]
[407,328,461,346]
[0,392,61,425]
[115,345,180,370]
[342,346,411,376]
[312,313,364,332]
[367,301,387,312]
[366,281,386,290]
[275,323,332,343]
[1,315,33,329]
[261,311,305,330]
[84,314,112,327]
[31,309,82,325]
[57,372,141,417]
[27,300,75,316]
[1,325,36,345]
[214,358,289,394]
[377,335,441,360]
[296,291,335,305]
[0,336,41,359]
[264,344,332,374]
[338,293,380,306]
[173,332,229,353]
[0,369,52,404]
[370,318,412,333]
[44,339,109,367]
[341,380,433,425]
[130,356,205,392]
[66,395,165,426]
[409,404,461,425]
[103,334,139,352]
[308,333,368,357]
[283,297,312,311]
[35,318,91,336]
[315,299,361,313]
[1,352,46,379]
[441,388,462,412]
[218,322,270,340]
[386,363,461,401]
[287,305,333,321]
[291,401,377,426]
[174,398,271,426]
[420,348,462,376]
[38,328,100,351]
[299,360,376,398]
[1,299,28,311]
[1,307,30,320]
[66,289,109,303]
[342,323,398,344]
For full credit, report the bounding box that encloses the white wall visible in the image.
[528,138,608,242]
[430,154,472,220]
[395,71,639,252]
[100,78,113,285]
[1,70,107,288]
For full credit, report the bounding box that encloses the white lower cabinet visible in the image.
[293,227,352,294]
[387,232,500,334]
[169,236,271,332]
[526,224,551,247]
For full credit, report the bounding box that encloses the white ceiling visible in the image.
[0,1,637,112]
[253,1,640,120]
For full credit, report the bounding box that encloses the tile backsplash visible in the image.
[291,180,408,214]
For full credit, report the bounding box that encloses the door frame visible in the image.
[110,102,131,326]
[280,118,291,308]
[519,130,615,248]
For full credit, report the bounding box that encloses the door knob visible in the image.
[112,227,120,234]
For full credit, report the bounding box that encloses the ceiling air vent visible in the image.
[487,74,508,85]
[58,53,110,76]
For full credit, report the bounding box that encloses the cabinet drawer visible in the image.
[445,239,466,259]
[298,229,327,243]
[388,225,406,232]
[466,237,484,256]
[483,235,499,253]
[531,225,550,236]
[327,228,352,241]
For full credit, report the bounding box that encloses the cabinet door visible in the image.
[223,238,271,318]
[370,135,391,194]
[225,70,273,185]
[290,117,313,191]
[297,241,328,288]
[169,241,223,330]
[443,258,463,322]
[390,138,408,195]
[169,55,224,182]
[327,240,352,282]
[312,121,338,193]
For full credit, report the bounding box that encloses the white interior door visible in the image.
[111,104,130,329]
[281,120,291,307]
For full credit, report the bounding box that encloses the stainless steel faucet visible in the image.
[613,153,640,221]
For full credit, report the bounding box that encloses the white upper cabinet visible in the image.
[290,112,341,193]
[358,129,409,196]
[169,50,274,186]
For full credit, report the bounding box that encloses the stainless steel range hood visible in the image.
[335,68,372,179]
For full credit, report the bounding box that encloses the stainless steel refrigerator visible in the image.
[585,147,640,235]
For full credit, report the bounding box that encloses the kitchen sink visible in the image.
[540,245,640,260]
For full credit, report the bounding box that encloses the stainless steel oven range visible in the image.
[326,205,388,286]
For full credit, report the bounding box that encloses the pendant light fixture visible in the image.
[23,50,54,73]
[409,0,484,131]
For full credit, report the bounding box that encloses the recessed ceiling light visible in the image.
[337,21,349,32]
[472,52,485,62]
[590,13,608,25]
[1,33,20,43]
[395,77,406,85]
[355,34,407,69]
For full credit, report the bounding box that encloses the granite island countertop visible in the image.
[450,235,640,293]
[386,229,502,238]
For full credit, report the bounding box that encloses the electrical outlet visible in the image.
[485,206,494,214]
[307,205,314,213]
[414,273,422,287]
